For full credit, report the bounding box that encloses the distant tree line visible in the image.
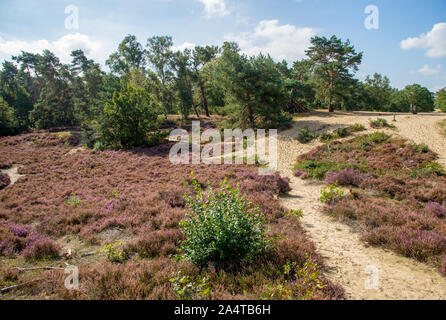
[0,34,441,146]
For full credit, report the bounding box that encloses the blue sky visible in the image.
[0,0,445,91]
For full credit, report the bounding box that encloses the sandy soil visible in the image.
[273,111,446,300]
[1,165,25,186]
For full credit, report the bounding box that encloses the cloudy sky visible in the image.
[0,0,445,91]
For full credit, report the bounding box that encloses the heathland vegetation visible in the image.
[294,130,446,276]
[1,33,446,299]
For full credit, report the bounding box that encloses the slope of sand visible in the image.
[274,111,446,300]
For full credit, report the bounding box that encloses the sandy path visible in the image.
[272,111,446,300]
[1,165,25,186]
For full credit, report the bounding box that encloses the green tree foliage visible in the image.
[101,83,160,148]
[306,36,363,112]
[0,96,18,136]
[363,73,394,111]
[171,49,196,119]
[436,88,446,112]
[403,84,435,113]
[216,42,290,128]
[191,46,219,117]
[146,36,174,118]
[106,35,146,76]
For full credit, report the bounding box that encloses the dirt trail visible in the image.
[1,165,25,186]
[272,111,446,300]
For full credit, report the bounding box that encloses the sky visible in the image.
[0,0,445,92]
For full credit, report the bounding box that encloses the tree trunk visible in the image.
[329,104,334,113]
[198,80,210,117]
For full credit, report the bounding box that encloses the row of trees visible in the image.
[0,34,443,146]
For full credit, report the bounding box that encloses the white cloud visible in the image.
[0,33,107,65]
[224,19,317,61]
[418,64,442,76]
[196,0,230,19]
[401,22,446,58]
[172,42,196,52]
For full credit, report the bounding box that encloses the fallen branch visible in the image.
[1,278,42,294]
[14,267,65,272]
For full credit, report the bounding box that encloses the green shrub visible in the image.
[319,182,344,203]
[101,242,127,263]
[179,174,268,268]
[294,160,366,180]
[334,127,349,138]
[413,143,430,153]
[319,132,335,142]
[369,118,395,129]
[169,272,211,300]
[297,127,317,143]
[367,131,390,144]
[101,83,160,148]
[348,123,366,133]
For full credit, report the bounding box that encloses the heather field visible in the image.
[294,132,446,273]
[0,131,344,300]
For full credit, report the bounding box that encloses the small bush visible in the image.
[334,127,349,138]
[348,124,366,133]
[297,127,317,143]
[295,160,365,180]
[0,173,10,190]
[179,175,268,268]
[414,143,430,153]
[369,118,395,129]
[325,169,370,187]
[101,242,127,263]
[319,132,335,142]
[22,238,61,261]
[169,272,211,300]
[425,202,446,219]
[319,182,344,204]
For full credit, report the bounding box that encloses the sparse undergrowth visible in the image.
[297,123,366,144]
[294,132,446,276]
[0,132,344,300]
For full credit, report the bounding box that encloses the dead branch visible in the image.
[1,278,42,294]
[14,267,65,271]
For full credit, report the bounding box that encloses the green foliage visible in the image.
[435,88,446,112]
[319,132,335,142]
[297,127,317,143]
[216,44,290,129]
[286,209,304,219]
[101,241,127,263]
[64,193,82,207]
[319,182,344,203]
[348,123,366,133]
[262,256,326,300]
[179,174,268,268]
[413,143,430,153]
[404,84,435,113]
[369,118,395,129]
[101,83,160,148]
[169,272,211,300]
[306,35,363,112]
[0,96,17,136]
[334,127,349,138]
[295,160,366,180]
